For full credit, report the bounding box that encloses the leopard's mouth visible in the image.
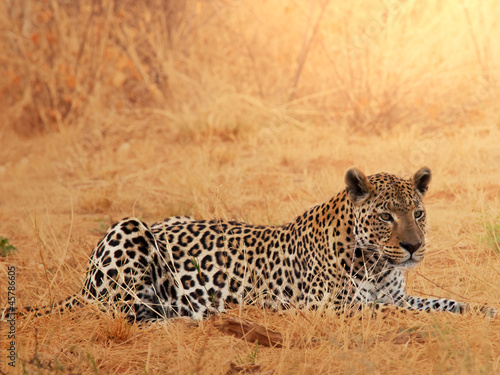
[384,251,423,269]
[392,258,421,269]
[380,241,426,269]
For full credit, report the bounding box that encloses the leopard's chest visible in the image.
[349,269,405,304]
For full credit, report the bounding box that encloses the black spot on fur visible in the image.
[94,270,104,287]
[213,271,227,288]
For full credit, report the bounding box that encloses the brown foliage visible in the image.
[215,316,284,348]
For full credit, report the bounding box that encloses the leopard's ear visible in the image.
[413,167,431,196]
[345,167,373,204]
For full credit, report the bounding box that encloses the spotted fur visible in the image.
[4,167,497,321]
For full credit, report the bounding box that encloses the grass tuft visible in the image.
[0,236,17,256]
[480,215,500,254]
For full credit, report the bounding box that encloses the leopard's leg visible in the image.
[7,218,170,321]
[79,218,174,321]
[348,271,496,317]
[347,297,496,318]
[402,296,497,317]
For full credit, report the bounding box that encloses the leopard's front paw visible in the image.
[479,306,497,318]
[459,303,497,318]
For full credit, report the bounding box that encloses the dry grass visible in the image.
[1,0,500,373]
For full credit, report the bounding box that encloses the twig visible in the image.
[288,0,331,102]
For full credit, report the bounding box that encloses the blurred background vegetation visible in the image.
[2,0,499,137]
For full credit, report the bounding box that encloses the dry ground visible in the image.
[1,1,500,374]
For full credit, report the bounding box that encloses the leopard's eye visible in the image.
[379,213,394,223]
[414,210,424,220]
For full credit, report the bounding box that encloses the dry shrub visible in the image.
[2,0,500,136]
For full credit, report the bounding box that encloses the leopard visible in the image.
[3,167,497,321]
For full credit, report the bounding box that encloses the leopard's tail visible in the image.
[1,294,84,321]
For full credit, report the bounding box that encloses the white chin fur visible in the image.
[395,259,421,269]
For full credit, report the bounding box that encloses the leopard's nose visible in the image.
[399,241,422,254]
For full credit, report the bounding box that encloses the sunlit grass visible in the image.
[1,0,500,374]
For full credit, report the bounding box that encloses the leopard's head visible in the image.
[345,167,431,268]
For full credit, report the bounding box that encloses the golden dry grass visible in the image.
[1,0,500,373]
